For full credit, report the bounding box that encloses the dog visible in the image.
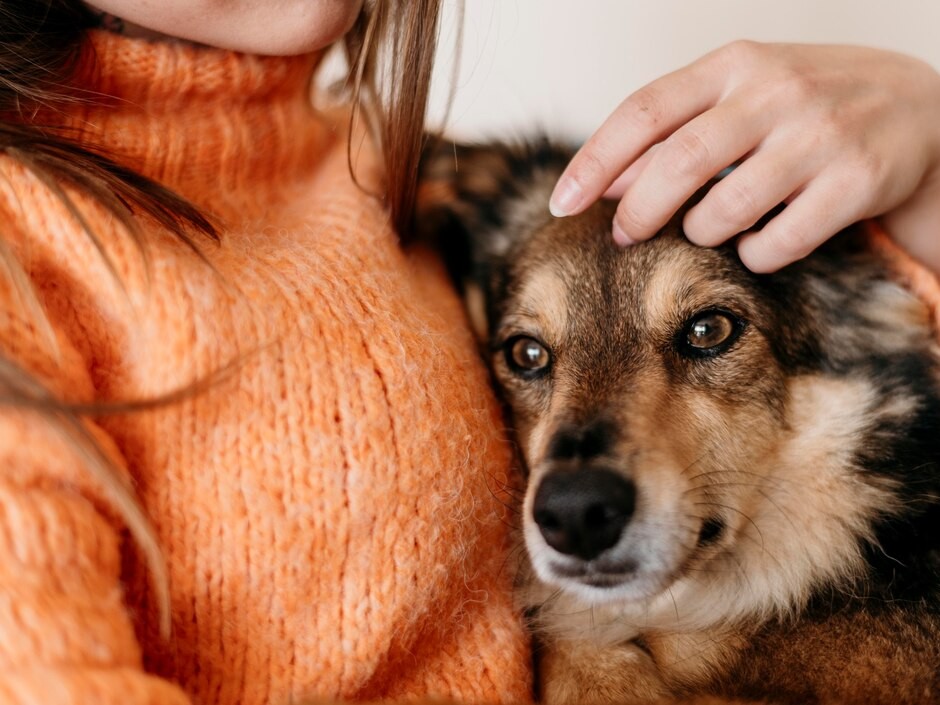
[417,139,940,704]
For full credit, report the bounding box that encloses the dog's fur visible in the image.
[417,140,940,705]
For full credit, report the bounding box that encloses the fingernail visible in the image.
[612,222,635,246]
[549,177,583,217]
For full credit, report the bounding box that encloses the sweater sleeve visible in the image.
[0,436,191,704]
[0,241,191,704]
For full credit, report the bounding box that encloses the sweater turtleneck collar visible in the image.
[56,30,334,217]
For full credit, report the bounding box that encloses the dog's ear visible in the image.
[416,137,573,338]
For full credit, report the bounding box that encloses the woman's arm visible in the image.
[0,169,192,705]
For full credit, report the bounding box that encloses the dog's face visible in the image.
[418,140,936,625]
[489,202,792,602]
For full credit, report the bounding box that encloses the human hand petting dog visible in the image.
[550,41,940,274]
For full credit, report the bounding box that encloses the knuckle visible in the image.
[799,111,849,156]
[813,105,849,138]
[846,150,887,192]
[663,129,713,178]
[721,39,763,64]
[713,39,773,75]
[709,179,760,230]
[774,68,819,104]
[624,86,667,130]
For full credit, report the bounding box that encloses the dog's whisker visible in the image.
[667,586,681,630]
[498,543,531,583]
[680,452,712,473]
[754,487,800,535]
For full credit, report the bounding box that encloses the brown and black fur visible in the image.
[418,140,940,704]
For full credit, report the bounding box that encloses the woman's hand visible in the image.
[550,42,940,273]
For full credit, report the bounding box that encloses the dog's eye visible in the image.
[680,310,744,356]
[688,313,733,348]
[505,336,551,375]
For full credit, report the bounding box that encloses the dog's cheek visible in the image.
[639,385,782,523]
[519,409,557,472]
[493,375,553,461]
[675,332,789,427]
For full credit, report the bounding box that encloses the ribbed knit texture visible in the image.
[0,31,532,705]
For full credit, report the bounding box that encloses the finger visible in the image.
[602,145,659,200]
[681,142,818,247]
[611,98,767,245]
[550,56,727,217]
[736,176,865,273]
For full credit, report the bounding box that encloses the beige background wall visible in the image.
[427,1,940,141]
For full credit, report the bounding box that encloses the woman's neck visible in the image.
[57,30,330,218]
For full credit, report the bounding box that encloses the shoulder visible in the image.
[0,151,153,397]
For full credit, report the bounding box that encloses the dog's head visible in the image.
[418,140,939,622]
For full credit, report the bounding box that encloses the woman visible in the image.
[0,2,530,704]
[3,3,939,704]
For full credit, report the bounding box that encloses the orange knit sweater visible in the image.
[0,32,532,705]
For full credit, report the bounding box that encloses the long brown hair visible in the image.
[0,0,445,636]
[344,0,444,237]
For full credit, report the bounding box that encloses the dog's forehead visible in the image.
[508,205,738,338]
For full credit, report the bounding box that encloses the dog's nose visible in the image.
[532,469,635,561]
